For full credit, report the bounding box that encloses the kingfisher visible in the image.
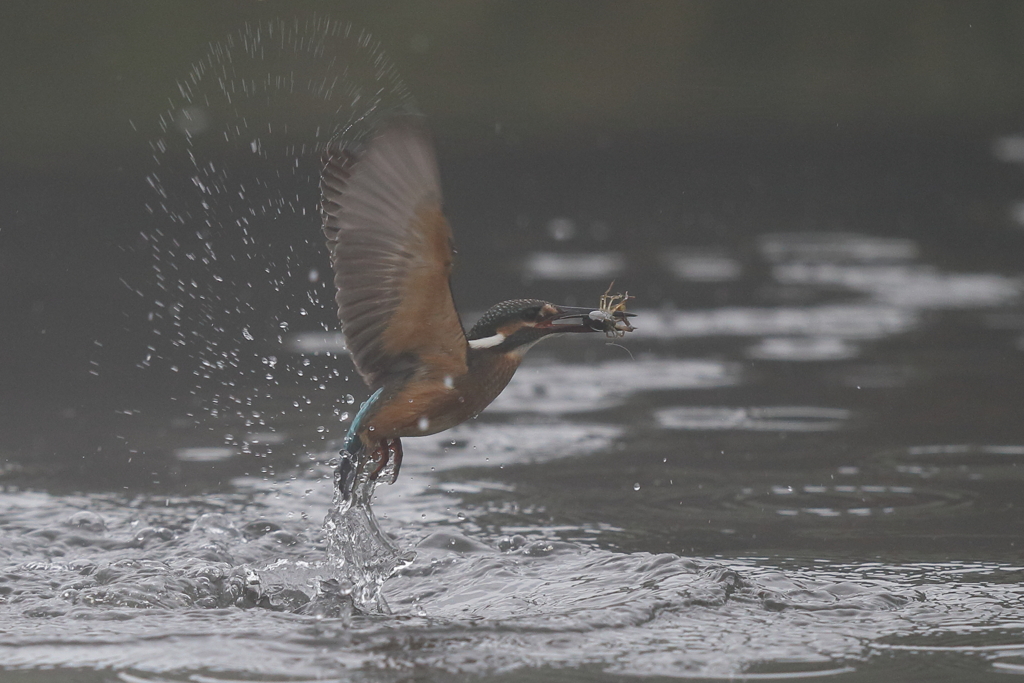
[320,115,634,501]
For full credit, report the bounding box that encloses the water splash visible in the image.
[138,15,414,443]
[319,474,414,614]
[130,16,420,615]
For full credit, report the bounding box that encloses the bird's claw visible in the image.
[369,438,404,485]
[334,438,404,503]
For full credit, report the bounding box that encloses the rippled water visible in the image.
[5,17,1024,683]
[7,250,1024,680]
[5,424,1024,680]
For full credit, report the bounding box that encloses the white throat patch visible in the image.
[468,332,506,349]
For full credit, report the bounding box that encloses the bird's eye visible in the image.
[522,306,542,321]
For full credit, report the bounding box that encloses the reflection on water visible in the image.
[489,358,741,413]
[631,304,917,340]
[758,232,920,263]
[656,406,852,431]
[523,251,626,280]
[739,483,948,518]
[376,422,624,472]
[993,134,1024,163]
[884,444,1024,483]
[774,264,1021,308]
[747,335,860,361]
[173,446,238,462]
[661,249,743,282]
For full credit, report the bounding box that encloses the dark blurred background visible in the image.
[2,0,1024,487]
[5,1,1024,165]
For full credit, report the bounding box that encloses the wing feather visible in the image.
[321,117,468,391]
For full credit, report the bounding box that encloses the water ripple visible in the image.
[523,252,626,280]
[1,482,1024,679]
[488,358,741,414]
[774,264,1021,309]
[656,406,852,432]
[630,305,917,340]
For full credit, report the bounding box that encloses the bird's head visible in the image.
[467,299,621,357]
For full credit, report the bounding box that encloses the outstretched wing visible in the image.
[321,117,468,391]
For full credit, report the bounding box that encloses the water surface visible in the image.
[3,15,1024,683]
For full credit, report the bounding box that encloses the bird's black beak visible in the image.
[542,305,636,334]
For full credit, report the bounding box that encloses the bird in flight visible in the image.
[320,115,634,501]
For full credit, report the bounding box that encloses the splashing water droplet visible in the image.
[138,17,417,616]
[322,468,415,613]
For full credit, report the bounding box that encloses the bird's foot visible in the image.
[334,438,404,505]
[369,438,403,485]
